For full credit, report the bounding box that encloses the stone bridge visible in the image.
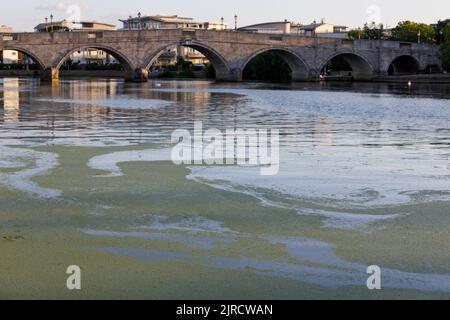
[0,29,442,82]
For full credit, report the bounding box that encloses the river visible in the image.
[0,77,449,299]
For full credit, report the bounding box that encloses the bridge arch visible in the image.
[141,41,231,80]
[1,46,46,70]
[319,52,374,81]
[241,47,310,81]
[53,45,135,76]
[387,55,420,76]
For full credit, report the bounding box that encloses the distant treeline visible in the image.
[347,20,450,71]
[0,63,40,70]
[153,58,216,79]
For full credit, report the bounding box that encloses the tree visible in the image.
[363,22,385,40]
[348,28,364,40]
[390,21,436,44]
[441,23,450,71]
[348,22,385,40]
[436,19,450,44]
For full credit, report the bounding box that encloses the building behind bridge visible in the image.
[119,14,228,31]
[0,25,13,33]
[1,20,120,67]
[238,20,348,38]
[0,26,31,65]
[119,15,230,68]
[33,20,119,67]
[34,20,116,32]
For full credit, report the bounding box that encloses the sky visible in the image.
[1,0,449,32]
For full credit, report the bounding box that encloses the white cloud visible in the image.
[34,2,89,22]
[35,2,88,12]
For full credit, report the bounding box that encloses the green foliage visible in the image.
[442,44,450,71]
[390,21,436,44]
[0,63,39,70]
[347,29,364,40]
[363,22,385,40]
[441,23,450,71]
[154,58,195,79]
[176,57,193,70]
[84,63,123,71]
[243,52,291,82]
[441,22,450,41]
[205,64,216,79]
[348,22,385,40]
[435,19,450,44]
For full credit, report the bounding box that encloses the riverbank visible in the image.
[0,70,124,78]
[2,70,450,84]
[0,70,211,80]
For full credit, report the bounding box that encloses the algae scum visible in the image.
[0,78,450,299]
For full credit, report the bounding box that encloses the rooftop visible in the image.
[0,25,13,33]
[34,20,116,32]
[120,15,195,23]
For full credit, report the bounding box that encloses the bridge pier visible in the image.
[216,69,243,82]
[128,68,149,82]
[40,68,59,82]
[292,71,316,82]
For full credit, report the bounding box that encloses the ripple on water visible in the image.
[86,147,423,231]
[89,223,450,293]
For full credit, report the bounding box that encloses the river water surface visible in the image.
[0,77,450,299]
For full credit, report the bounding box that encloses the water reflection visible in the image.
[2,78,20,124]
[0,77,449,149]
[1,77,450,298]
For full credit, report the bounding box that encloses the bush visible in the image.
[84,63,123,71]
[0,63,39,70]
[205,64,216,79]
[440,24,450,71]
[153,58,197,79]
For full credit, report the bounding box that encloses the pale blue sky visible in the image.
[2,0,449,31]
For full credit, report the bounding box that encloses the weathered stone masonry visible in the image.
[0,29,442,82]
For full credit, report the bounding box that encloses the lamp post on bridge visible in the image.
[234,14,238,31]
[50,14,54,32]
[138,12,142,30]
[221,17,224,30]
